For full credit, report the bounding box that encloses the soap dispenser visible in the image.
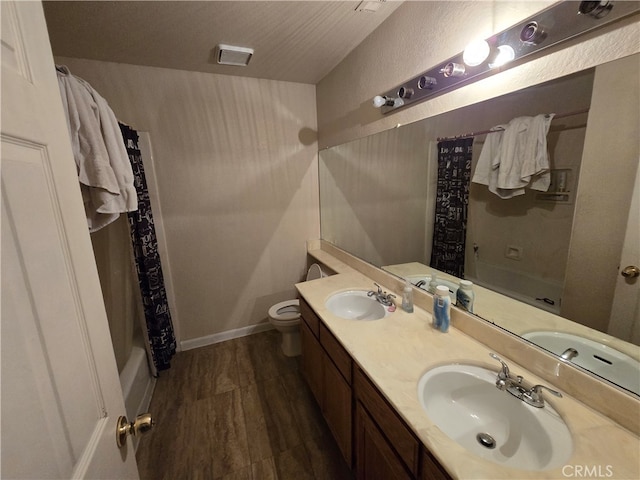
[401,279,414,313]
[428,272,438,294]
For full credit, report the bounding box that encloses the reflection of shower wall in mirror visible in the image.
[465,107,589,300]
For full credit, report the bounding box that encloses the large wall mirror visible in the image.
[319,52,639,397]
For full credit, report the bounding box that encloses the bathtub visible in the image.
[119,343,155,451]
[467,260,563,315]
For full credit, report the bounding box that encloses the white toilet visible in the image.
[268,263,326,356]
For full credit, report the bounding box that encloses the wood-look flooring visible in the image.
[136,330,353,480]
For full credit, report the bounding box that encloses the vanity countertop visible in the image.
[297,249,640,479]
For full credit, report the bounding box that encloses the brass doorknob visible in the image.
[116,413,154,448]
[621,266,640,279]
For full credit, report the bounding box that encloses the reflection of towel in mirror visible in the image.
[472,114,555,199]
[471,125,504,193]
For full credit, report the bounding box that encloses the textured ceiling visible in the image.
[43,1,403,85]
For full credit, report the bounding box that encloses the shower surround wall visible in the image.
[58,57,319,346]
[91,215,142,373]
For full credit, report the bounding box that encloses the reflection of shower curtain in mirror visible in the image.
[430,138,473,277]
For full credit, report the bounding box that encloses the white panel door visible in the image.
[609,162,640,345]
[1,2,140,478]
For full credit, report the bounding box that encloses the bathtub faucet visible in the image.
[560,347,579,361]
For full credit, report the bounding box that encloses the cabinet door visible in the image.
[355,402,413,480]
[322,352,352,466]
[420,449,451,480]
[354,368,420,474]
[300,320,322,404]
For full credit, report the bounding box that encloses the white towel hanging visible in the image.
[56,65,137,231]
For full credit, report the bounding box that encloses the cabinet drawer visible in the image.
[355,368,420,476]
[299,297,319,338]
[319,322,352,385]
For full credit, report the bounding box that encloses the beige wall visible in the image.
[317,1,639,148]
[57,57,319,343]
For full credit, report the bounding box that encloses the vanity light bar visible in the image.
[375,1,640,114]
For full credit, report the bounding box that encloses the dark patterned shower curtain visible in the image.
[430,138,473,278]
[120,123,176,372]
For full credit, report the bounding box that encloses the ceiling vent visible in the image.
[216,44,254,66]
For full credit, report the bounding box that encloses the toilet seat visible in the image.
[306,263,324,281]
[268,299,300,323]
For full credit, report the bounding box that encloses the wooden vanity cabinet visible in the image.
[355,402,413,480]
[420,449,450,480]
[300,316,323,402]
[319,322,353,463]
[299,297,450,480]
[299,298,353,466]
[355,367,419,478]
[355,368,451,480]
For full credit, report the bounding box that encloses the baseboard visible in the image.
[180,322,275,351]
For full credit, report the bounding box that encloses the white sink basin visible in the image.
[325,290,390,321]
[417,364,573,471]
[522,331,640,395]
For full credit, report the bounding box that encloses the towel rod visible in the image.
[436,108,590,142]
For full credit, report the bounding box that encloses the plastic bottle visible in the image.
[428,272,438,294]
[433,285,451,332]
[401,279,414,313]
[456,280,475,313]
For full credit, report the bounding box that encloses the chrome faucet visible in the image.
[489,353,562,408]
[560,347,579,361]
[367,283,396,307]
[489,352,524,393]
[521,384,563,408]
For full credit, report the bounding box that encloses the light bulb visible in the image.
[463,39,490,67]
[372,95,403,109]
[372,95,387,108]
[489,45,515,69]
